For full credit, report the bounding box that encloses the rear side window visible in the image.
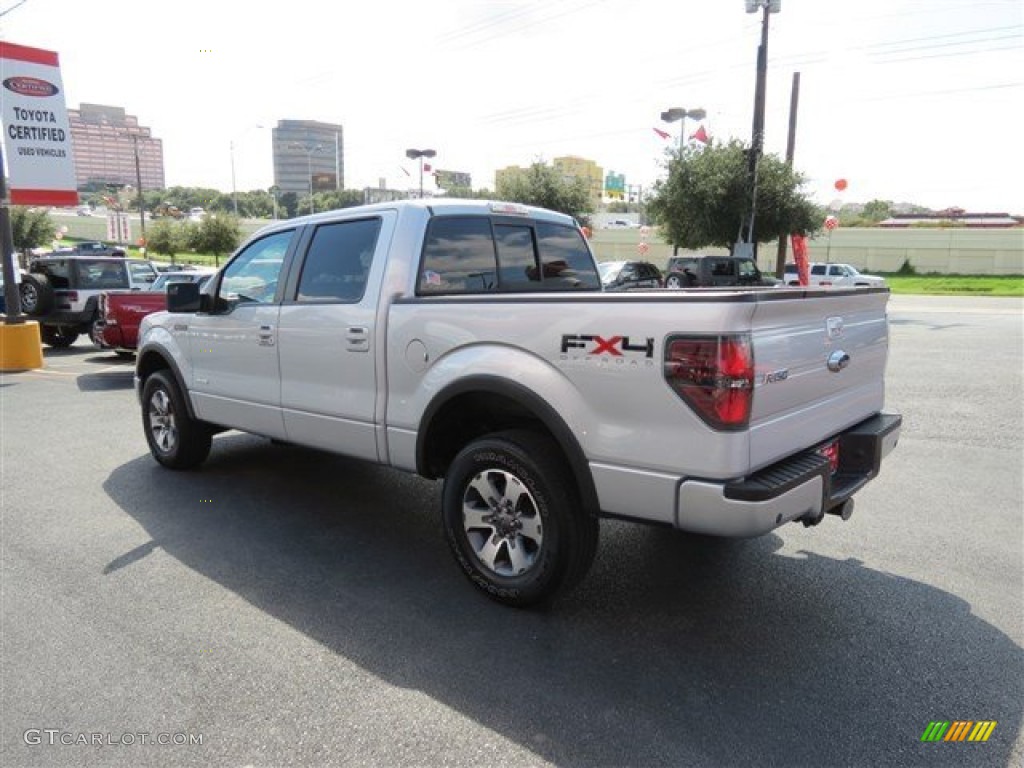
[535,222,600,290]
[710,260,736,278]
[811,264,828,275]
[418,216,599,295]
[76,260,128,289]
[419,217,496,294]
[33,260,71,288]
[297,218,382,303]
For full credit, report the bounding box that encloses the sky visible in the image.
[2,0,1023,212]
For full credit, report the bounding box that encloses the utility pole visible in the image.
[737,0,781,259]
[774,71,800,277]
[132,135,145,242]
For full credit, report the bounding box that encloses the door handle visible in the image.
[345,326,369,352]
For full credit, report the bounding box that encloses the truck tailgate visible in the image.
[748,288,891,471]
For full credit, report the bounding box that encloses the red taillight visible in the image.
[818,439,840,473]
[664,334,754,430]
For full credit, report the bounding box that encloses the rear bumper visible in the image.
[676,412,902,536]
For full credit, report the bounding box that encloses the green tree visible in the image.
[495,162,592,220]
[862,199,893,222]
[146,219,187,263]
[192,214,241,267]
[646,140,821,251]
[10,207,54,256]
[279,192,299,219]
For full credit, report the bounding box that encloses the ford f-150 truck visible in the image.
[135,199,901,607]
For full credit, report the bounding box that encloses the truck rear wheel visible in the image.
[141,370,212,469]
[442,430,598,607]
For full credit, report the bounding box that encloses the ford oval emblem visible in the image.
[2,76,59,97]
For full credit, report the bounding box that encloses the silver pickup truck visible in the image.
[135,199,901,607]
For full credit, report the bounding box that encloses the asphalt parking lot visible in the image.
[1,294,1021,768]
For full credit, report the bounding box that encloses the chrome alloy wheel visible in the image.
[148,388,178,454]
[462,469,543,577]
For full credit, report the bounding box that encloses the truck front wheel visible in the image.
[442,430,598,608]
[141,370,212,469]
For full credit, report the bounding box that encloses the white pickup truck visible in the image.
[136,199,901,607]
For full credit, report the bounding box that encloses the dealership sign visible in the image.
[0,42,78,206]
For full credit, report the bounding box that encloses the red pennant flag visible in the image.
[652,127,671,140]
[690,125,709,144]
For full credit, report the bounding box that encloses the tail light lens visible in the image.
[100,293,116,323]
[664,334,754,430]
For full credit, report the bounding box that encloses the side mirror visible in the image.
[168,282,203,313]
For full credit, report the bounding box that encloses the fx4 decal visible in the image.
[560,334,655,358]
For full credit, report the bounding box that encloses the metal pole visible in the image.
[132,135,145,242]
[0,143,24,323]
[774,71,800,277]
[743,3,771,258]
[231,140,238,215]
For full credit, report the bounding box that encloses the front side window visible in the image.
[219,230,293,306]
[297,218,381,303]
[737,260,759,279]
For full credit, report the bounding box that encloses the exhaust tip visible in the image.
[827,499,855,521]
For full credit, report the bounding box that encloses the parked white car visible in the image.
[785,263,887,288]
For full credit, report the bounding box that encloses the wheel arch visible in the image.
[416,376,600,517]
[136,347,197,420]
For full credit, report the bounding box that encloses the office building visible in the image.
[272,120,344,195]
[67,103,165,191]
[553,156,603,207]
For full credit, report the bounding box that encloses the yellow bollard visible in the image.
[0,320,44,371]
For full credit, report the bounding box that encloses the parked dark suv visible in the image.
[664,255,777,288]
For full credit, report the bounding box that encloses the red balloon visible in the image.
[834,178,848,191]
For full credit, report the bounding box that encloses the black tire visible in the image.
[664,273,684,289]
[40,326,79,348]
[141,370,212,469]
[19,274,54,315]
[442,430,599,608]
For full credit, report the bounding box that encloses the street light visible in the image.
[405,148,436,198]
[231,124,264,216]
[738,0,781,258]
[290,142,324,214]
[660,107,706,155]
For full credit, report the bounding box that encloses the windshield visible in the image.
[598,261,623,281]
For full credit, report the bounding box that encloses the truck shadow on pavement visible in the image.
[104,436,1022,767]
